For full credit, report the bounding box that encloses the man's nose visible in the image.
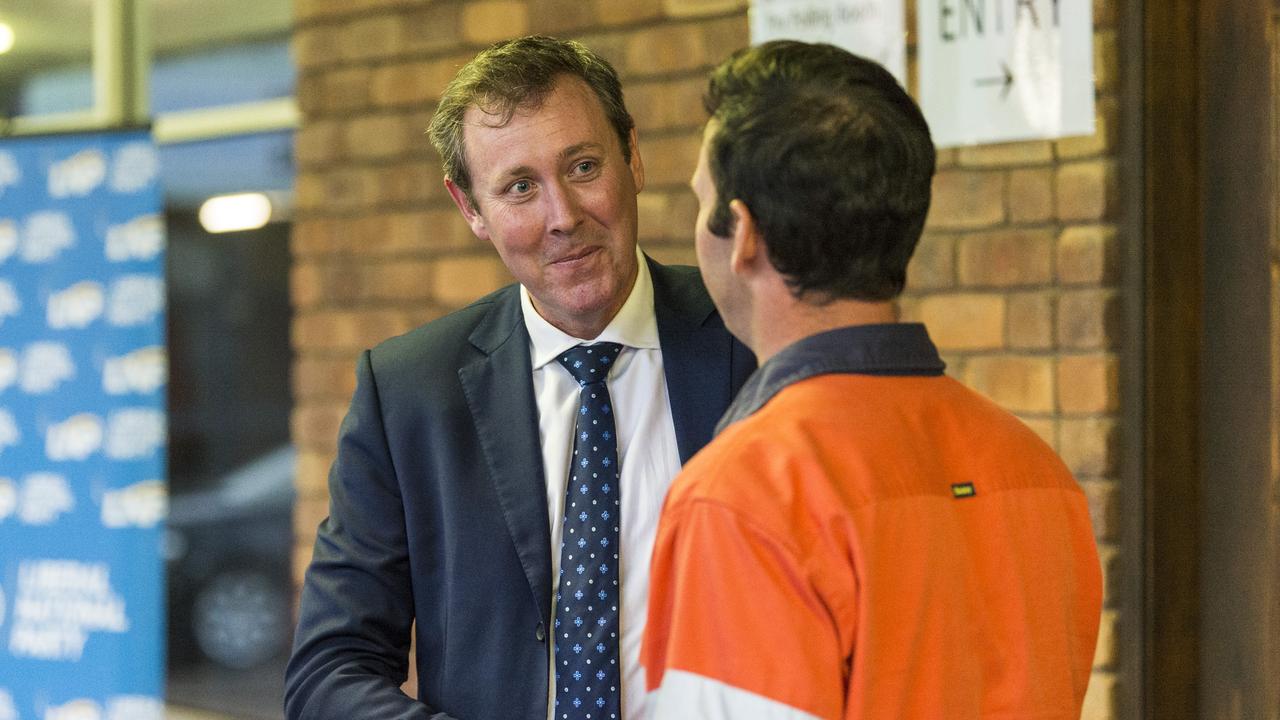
[544,180,584,234]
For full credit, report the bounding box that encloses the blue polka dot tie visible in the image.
[554,342,623,720]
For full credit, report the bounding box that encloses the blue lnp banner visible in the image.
[0,131,166,720]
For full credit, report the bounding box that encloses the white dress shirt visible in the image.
[521,253,682,720]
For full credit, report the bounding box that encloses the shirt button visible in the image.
[536,623,546,642]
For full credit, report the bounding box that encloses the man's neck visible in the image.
[747,295,898,365]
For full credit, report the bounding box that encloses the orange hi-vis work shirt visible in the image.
[641,324,1103,720]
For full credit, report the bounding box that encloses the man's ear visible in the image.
[445,178,489,241]
[727,199,760,275]
[627,127,645,193]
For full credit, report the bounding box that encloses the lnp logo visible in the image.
[46,414,104,462]
[47,281,104,330]
[0,476,16,521]
[0,688,16,720]
[110,142,159,194]
[101,480,166,529]
[48,149,106,199]
[21,211,76,264]
[104,214,164,262]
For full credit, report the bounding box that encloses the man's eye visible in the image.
[574,161,596,174]
[510,180,532,194]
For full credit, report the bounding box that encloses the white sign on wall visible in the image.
[919,0,1094,147]
[751,0,907,85]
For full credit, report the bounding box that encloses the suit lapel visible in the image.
[458,287,552,624]
[649,257,739,465]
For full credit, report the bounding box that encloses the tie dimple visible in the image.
[554,342,623,720]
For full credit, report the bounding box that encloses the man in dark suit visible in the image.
[284,36,754,720]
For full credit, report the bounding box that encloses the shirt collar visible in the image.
[716,323,946,434]
[521,247,660,370]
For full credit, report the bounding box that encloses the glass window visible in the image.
[0,1,96,118]
[162,131,295,716]
[152,0,292,113]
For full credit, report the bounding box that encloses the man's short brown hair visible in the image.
[427,35,634,207]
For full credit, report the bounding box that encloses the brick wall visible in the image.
[290,1,1127,716]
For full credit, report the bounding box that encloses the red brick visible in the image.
[918,294,1006,351]
[1093,608,1118,669]
[462,1,530,44]
[432,254,515,306]
[1081,671,1117,720]
[664,0,748,17]
[319,67,373,114]
[293,357,358,403]
[963,355,1056,414]
[364,260,436,301]
[292,402,349,451]
[628,77,709,132]
[291,262,326,308]
[345,115,414,160]
[1008,167,1054,223]
[339,15,406,63]
[1058,225,1120,285]
[957,228,1054,287]
[1081,479,1119,543]
[957,140,1053,167]
[637,189,699,242]
[906,233,955,291]
[1057,289,1122,350]
[598,0,664,24]
[1094,28,1118,94]
[1018,417,1058,450]
[370,58,463,109]
[295,449,338,499]
[1057,160,1118,222]
[1059,417,1119,477]
[334,168,385,212]
[1007,292,1055,350]
[1058,354,1120,413]
[403,3,465,54]
[528,0,597,34]
[296,120,345,168]
[377,161,448,206]
[926,170,1005,230]
[294,26,342,71]
[700,15,750,66]
[292,309,415,351]
[379,210,482,254]
[641,132,703,188]
[625,24,710,75]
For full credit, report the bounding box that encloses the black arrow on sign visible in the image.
[975,61,1014,100]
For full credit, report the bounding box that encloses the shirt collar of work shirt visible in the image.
[716,323,947,435]
[520,247,660,370]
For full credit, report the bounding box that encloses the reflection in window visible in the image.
[0,2,95,117]
[162,130,295,719]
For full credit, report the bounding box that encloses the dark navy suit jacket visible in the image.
[285,258,754,719]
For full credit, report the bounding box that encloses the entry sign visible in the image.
[919,0,1094,147]
[751,0,907,85]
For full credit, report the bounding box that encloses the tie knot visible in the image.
[557,342,623,386]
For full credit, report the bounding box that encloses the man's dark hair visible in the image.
[427,35,634,208]
[704,40,936,302]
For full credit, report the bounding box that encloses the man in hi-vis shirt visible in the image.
[641,41,1103,720]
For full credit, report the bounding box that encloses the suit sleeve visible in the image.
[640,498,845,720]
[284,350,458,720]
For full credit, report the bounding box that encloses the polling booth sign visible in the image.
[750,0,907,85]
[0,130,166,720]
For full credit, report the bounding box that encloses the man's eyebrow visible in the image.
[559,142,604,160]
[491,143,607,184]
